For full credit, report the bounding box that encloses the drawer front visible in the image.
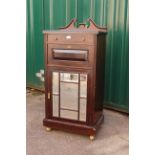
[47,44,95,67]
[53,49,88,61]
[47,34,95,45]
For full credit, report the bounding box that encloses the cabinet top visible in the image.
[43,18,107,35]
[43,29,106,35]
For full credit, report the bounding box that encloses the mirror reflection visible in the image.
[80,74,87,98]
[60,74,78,111]
[60,110,78,120]
[60,73,78,83]
[80,99,87,121]
[52,72,59,95]
[52,72,87,121]
[52,95,59,117]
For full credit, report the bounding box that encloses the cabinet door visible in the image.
[50,71,88,122]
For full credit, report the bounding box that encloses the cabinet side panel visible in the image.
[93,34,106,124]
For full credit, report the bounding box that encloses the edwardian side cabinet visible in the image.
[43,19,107,140]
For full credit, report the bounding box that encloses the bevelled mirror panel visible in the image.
[80,99,87,121]
[60,73,78,83]
[60,79,78,110]
[52,95,59,117]
[51,72,87,122]
[60,110,78,120]
[80,74,87,98]
[52,72,59,95]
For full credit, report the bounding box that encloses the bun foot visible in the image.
[89,135,95,140]
[46,127,52,131]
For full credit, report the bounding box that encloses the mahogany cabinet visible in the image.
[43,19,107,140]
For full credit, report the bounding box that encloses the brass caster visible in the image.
[46,127,52,131]
[89,135,95,140]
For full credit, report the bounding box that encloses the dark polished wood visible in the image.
[43,114,104,136]
[43,18,107,138]
[47,44,94,68]
[52,49,88,61]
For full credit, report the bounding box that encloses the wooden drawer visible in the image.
[47,44,95,67]
[47,34,95,45]
[53,49,88,61]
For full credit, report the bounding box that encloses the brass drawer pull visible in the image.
[67,45,72,48]
[81,37,85,41]
[66,35,71,40]
[48,92,50,99]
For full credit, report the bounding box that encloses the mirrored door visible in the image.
[51,71,87,122]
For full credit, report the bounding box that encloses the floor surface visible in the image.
[26,89,129,155]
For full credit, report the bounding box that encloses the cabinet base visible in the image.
[43,114,104,136]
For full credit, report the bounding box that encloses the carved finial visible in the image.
[78,23,87,29]
[59,18,107,32]
[60,18,77,29]
[86,18,107,32]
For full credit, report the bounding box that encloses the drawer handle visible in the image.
[67,45,72,48]
[81,37,85,41]
[66,35,71,40]
[55,37,58,41]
